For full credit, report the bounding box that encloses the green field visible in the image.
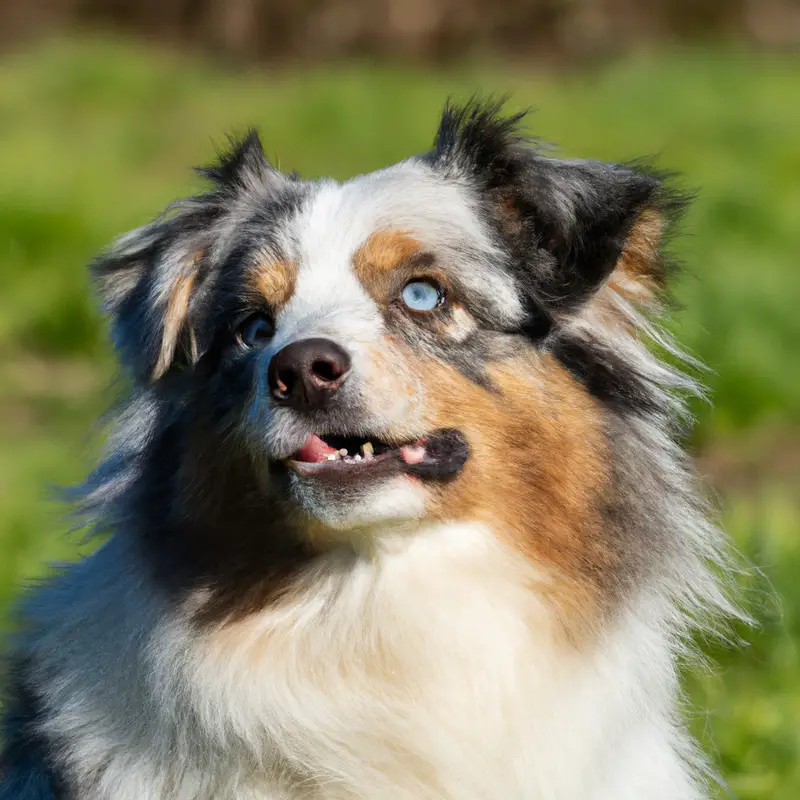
[0,38,798,797]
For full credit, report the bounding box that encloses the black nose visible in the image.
[268,338,351,411]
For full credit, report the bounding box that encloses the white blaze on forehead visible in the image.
[276,179,383,347]
[275,160,525,346]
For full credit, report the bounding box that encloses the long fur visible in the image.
[1,100,738,799]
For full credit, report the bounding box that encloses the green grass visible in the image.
[0,37,798,797]
[690,494,800,798]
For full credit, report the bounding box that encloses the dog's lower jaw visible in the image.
[287,471,429,533]
[15,522,707,800]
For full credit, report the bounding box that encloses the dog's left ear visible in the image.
[92,131,288,383]
[429,100,685,328]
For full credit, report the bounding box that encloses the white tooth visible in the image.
[326,454,337,461]
[354,454,362,462]
[361,442,374,457]
[339,448,348,456]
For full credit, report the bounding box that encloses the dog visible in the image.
[0,100,735,799]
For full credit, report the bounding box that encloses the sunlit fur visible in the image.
[1,101,738,799]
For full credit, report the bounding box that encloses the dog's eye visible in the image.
[236,313,274,348]
[401,280,444,312]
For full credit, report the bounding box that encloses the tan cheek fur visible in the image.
[411,348,613,634]
[364,341,424,423]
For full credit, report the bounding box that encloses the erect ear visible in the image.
[93,130,287,383]
[429,100,686,327]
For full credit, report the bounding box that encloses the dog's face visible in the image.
[220,163,518,531]
[93,103,682,619]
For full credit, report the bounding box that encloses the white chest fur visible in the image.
[34,523,705,799]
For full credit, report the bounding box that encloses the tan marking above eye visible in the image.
[352,230,422,289]
[353,229,480,339]
[250,260,298,309]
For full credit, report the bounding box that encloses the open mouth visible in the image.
[285,429,469,482]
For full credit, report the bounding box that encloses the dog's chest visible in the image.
[49,525,689,799]
[184,524,559,797]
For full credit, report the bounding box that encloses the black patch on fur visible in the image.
[0,663,64,799]
[551,335,660,415]
[519,298,553,340]
[432,97,529,181]
[404,428,470,480]
[427,98,688,327]
[196,129,270,189]
[126,402,315,624]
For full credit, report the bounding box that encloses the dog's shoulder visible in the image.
[1,536,161,799]
[1,661,64,800]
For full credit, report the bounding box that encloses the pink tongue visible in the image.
[296,434,338,463]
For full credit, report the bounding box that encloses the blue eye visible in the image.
[237,313,274,348]
[401,280,443,312]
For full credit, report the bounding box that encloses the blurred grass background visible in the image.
[0,31,798,800]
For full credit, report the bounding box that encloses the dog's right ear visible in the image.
[92,131,287,384]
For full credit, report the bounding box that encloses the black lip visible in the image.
[403,428,470,480]
[285,428,469,485]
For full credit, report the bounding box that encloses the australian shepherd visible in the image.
[0,100,735,799]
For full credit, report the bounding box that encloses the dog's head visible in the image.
[92,101,688,622]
